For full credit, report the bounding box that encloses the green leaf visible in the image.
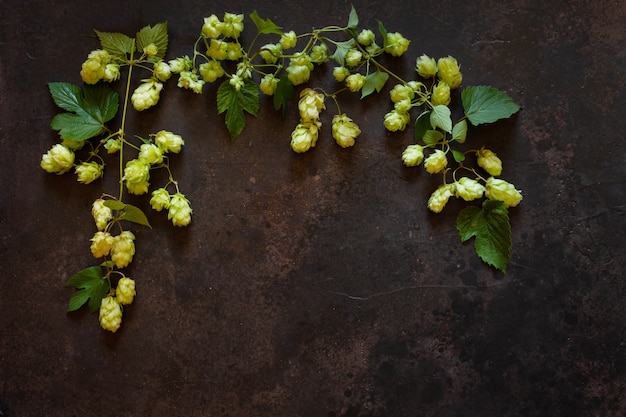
[95,30,135,58]
[361,71,389,99]
[461,85,520,126]
[217,78,260,142]
[377,20,388,40]
[452,149,465,163]
[456,199,512,273]
[102,200,151,228]
[136,22,168,60]
[348,6,359,30]
[414,110,432,142]
[121,203,151,228]
[273,75,294,118]
[250,11,283,35]
[65,266,110,313]
[50,113,104,140]
[48,82,119,141]
[452,119,468,143]
[330,39,355,66]
[102,200,125,210]
[430,105,452,133]
[422,129,443,147]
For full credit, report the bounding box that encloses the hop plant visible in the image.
[402,144,424,167]
[92,198,113,231]
[331,114,361,148]
[40,144,75,174]
[99,296,122,333]
[116,278,136,305]
[454,177,486,201]
[383,32,410,57]
[150,188,171,211]
[291,121,321,153]
[437,56,462,89]
[298,88,326,122]
[415,54,437,78]
[476,148,503,176]
[485,177,523,207]
[432,81,451,106]
[110,231,136,269]
[168,193,193,227]
[384,109,410,132]
[90,231,114,258]
[138,143,164,165]
[123,159,151,195]
[424,149,448,174]
[131,79,163,111]
[427,183,455,213]
[154,130,185,153]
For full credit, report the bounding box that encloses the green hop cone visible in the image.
[90,231,114,258]
[116,278,136,306]
[298,88,326,122]
[402,144,424,167]
[123,159,151,195]
[168,193,193,227]
[290,121,321,153]
[150,188,171,212]
[40,144,75,175]
[437,56,462,89]
[476,148,503,176]
[131,79,163,111]
[260,74,279,96]
[331,114,361,148]
[415,54,437,78]
[99,296,122,333]
[154,130,185,153]
[92,198,113,231]
[424,149,448,174]
[427,183,455,213]
[384,32,410,57]
[432,81,451,106]
[485,177,523,207]
[383,109,410,132]
[110,231,136,269]
[454,177,485,201]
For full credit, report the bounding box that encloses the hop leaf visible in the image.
[48,82,119,141]
[461,85,520,126]
[217,78,260,142]
[456,199,512,273]
[65,266,110,313]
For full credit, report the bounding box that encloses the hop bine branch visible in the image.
[41,7,521,333]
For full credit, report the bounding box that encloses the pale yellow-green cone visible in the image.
[485,177,523,207]
[454,177,486,201]
[415,54,437,78]
[424,149,448,174]
[110,231,136,269]
[476,148,503,176]
[99,296,122,333]
[90,231,114,259]
[437,56,463,89]
[402,144,424,167]
[332,114,361,148]
[91,198,113,231]
[428,183,456,213]
[116,278,136,306]
[168,193,193,227]
[154,130,184,154]
[40,144,75,175]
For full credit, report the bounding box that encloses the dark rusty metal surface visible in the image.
[1,0,625,416]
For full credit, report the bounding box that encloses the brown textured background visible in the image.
[1,0,625,416]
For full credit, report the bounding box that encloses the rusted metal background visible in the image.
[1,0,625,415]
